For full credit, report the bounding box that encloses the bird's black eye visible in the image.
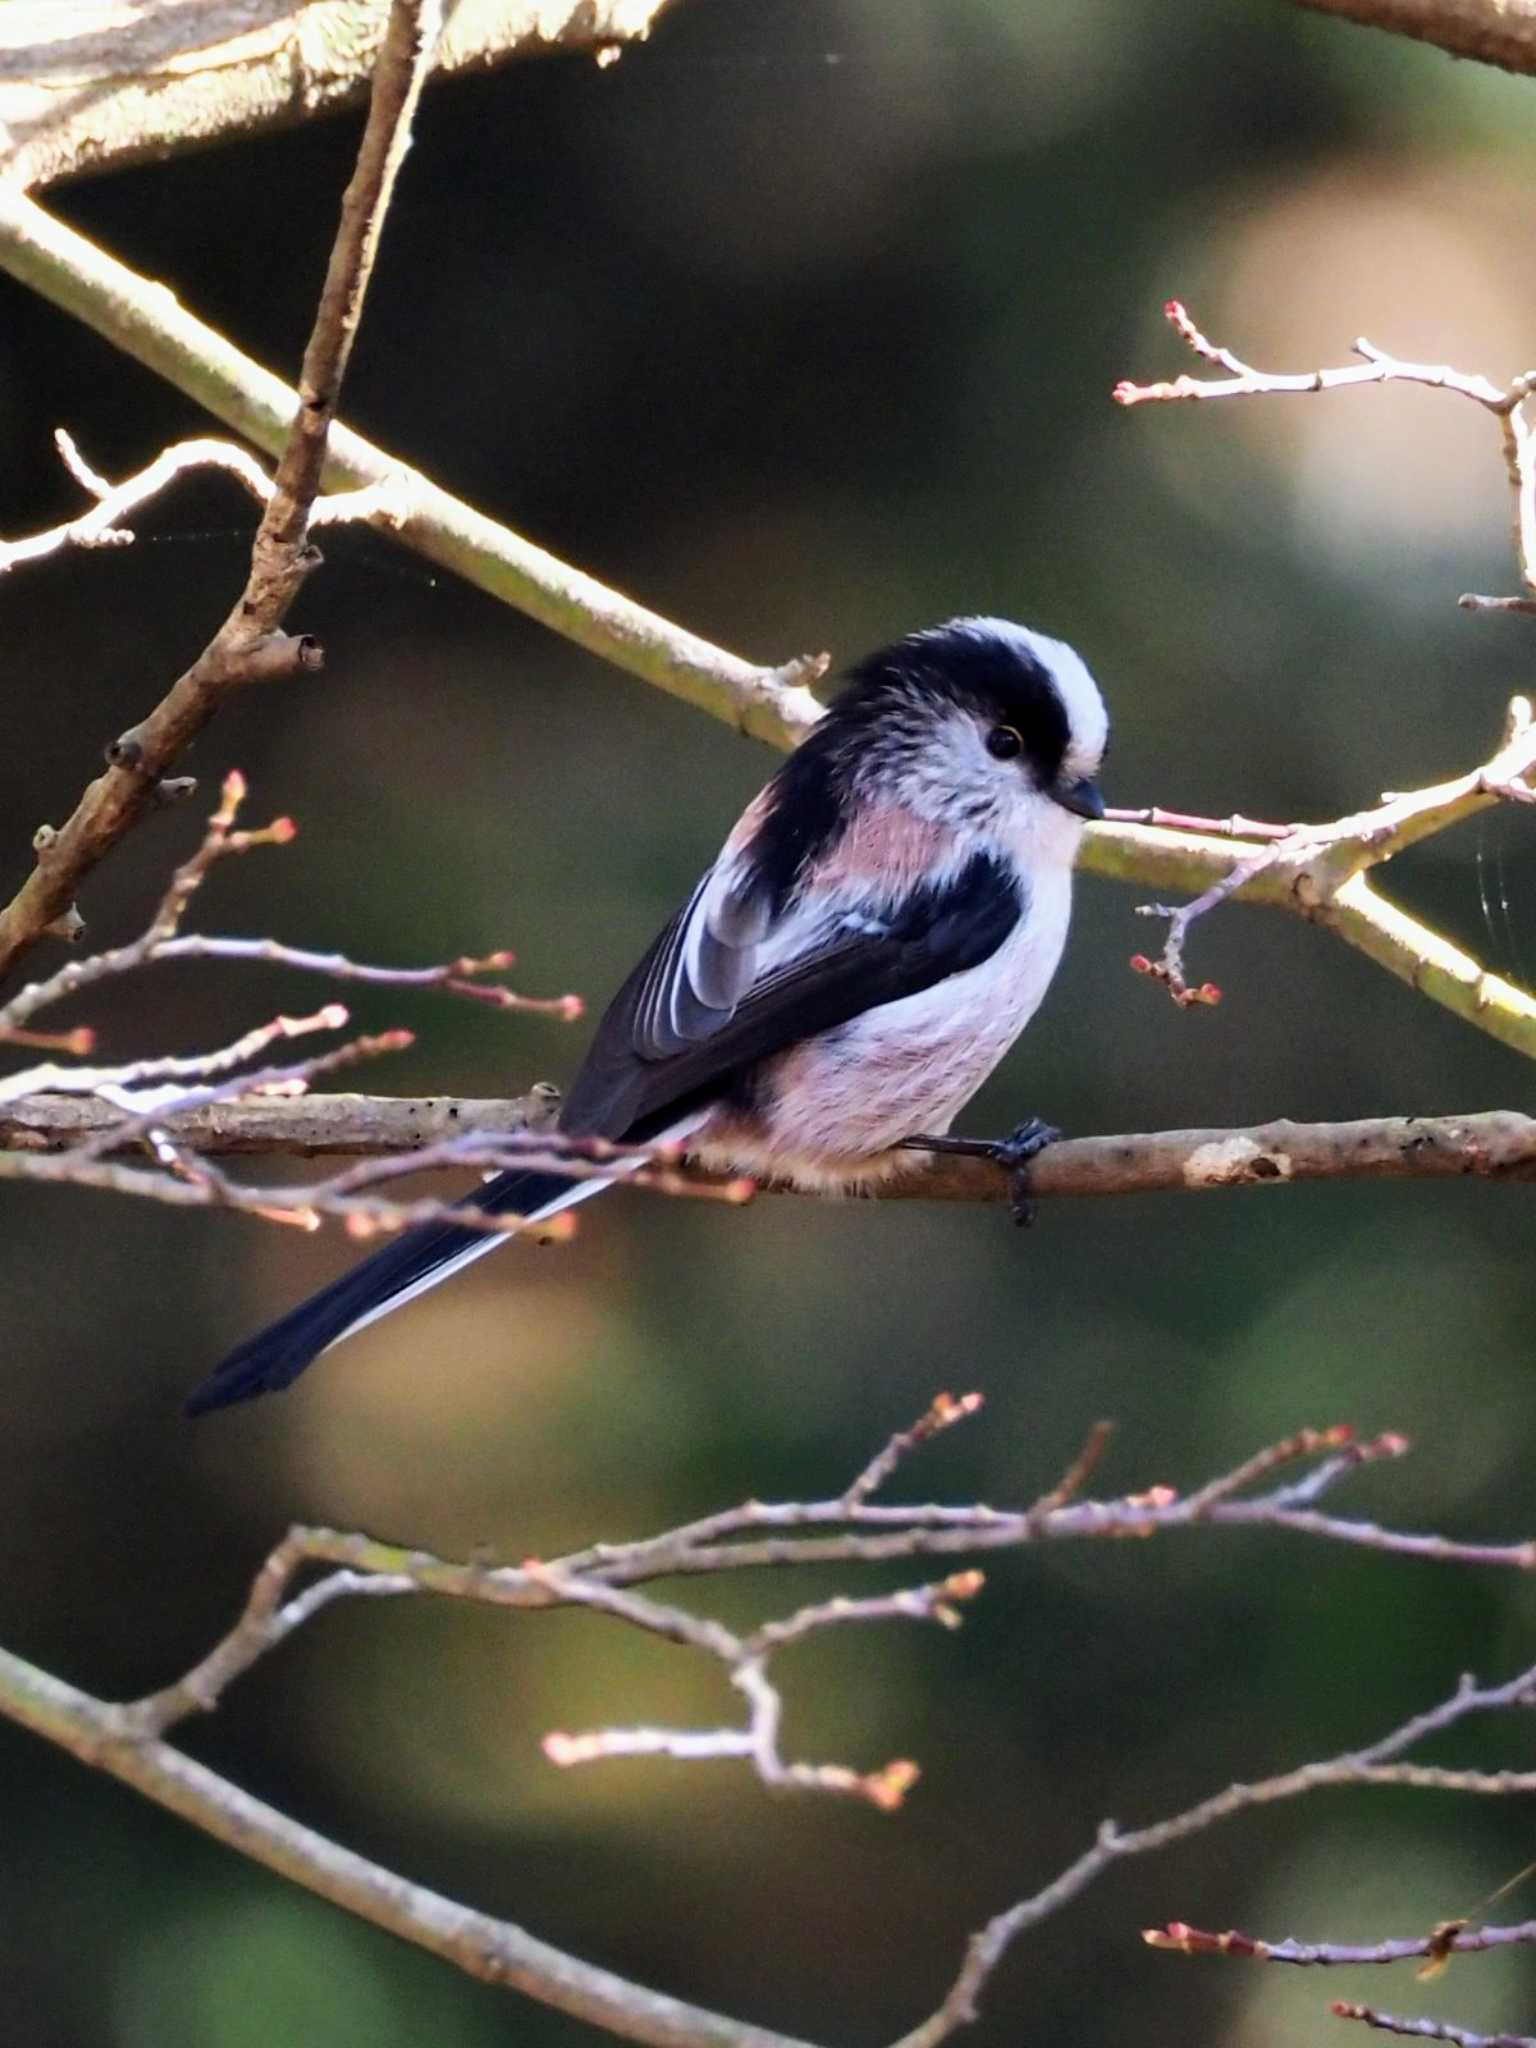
[986,725,1023,762]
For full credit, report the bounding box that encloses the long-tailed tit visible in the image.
[186,616,1109,1416]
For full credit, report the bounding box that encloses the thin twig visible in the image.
[1025,1418,1118,1519]
[1103,803,1291,841]
[1181,1423,1376,1515]
[1117,302,1515,413]
[895,1659,1536,2048]
[1126,695,1536,1011]
[4,1410,1532,2048]
[2,432,261,572]
[0,184,832,760]
[1330,2004,1536,2048]
[1117,301,1536,608]
[1144,1917,1536,1968]
[842,1391,986,1507]
[0,1002,351,1111]
[1,425,404,576]
[0,0,444,986]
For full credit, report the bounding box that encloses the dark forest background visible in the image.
[3,2,1536,2043]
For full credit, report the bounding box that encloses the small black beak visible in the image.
[1055,776,1105,821]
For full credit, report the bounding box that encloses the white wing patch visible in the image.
[634,857,773,1056]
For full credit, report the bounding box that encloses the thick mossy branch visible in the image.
[0,184,830,748]
[2,188,1531,1059]
[0,2,676,192]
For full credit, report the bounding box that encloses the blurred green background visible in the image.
[3,2,1536,2043]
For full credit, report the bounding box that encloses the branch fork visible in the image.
[0,769,595,1234]
[9,1394,1536,2047]
[1127,694,1536,1008]
[1118,299,1536,613]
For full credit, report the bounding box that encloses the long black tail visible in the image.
[184,1167,578,1417]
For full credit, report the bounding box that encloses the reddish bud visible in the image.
[1144,1922,1194,1950]
[1127,1484,1177,1510]
[864,1759,920,1812]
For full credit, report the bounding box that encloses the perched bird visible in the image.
[185,616,1109,1417]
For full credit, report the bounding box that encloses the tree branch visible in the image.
[7,196,1533,1060]
[0,769,610,1233]
[1116,303,1536,611]
[1330,2004,1536,2047]
[1120,693,1536,1031]
[1111,306,1536,1050]
[0,0,442,987]
[0,181,831,741]
[897,1647,1536,2048]
[1146,1916,1536,1969]
[7,1097,1536,1208]
[0,2,676,193]
[1285,0,1536,79]
[0,429,319,574]
[0,1639,813,2048]
[3,232,1533,1069]
[3,1411,1536,2047]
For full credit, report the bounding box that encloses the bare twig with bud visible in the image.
[1109,303,1536,1017]
[10,1404,1536,2048]
[0,772,600,1235]
[1116,298,1536,614]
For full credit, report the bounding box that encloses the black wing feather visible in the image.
[560,851,1022,1143]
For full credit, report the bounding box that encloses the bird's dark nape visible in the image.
[843,617,1075,788]
[183,1167,575,1416]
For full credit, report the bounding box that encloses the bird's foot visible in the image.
[989,1116,1062,1226]
[899,1116,1062,1226]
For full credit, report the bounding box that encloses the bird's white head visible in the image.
[831,616,1109,858]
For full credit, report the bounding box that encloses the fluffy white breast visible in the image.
[690,853,1075,1190]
